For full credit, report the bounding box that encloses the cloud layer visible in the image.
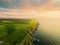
[0,0,60,12]
[0,0,60,18]
[0,0,60,8]
[0,0,21,8]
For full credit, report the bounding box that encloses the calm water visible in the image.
[37,19,60,39]
[32,19,60,45]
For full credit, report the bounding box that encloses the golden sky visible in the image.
[0,0,60,19]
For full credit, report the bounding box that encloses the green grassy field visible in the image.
[0,19,38,45]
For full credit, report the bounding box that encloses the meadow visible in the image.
[0,19,38,45]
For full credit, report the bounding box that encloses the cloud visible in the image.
[31,0,47,4]
[0,0,10,8]
[0,0,22,8]
[0,0,49,8]
[54,0,60,6]
[0,0,60,10]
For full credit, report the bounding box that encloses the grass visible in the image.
[0,19,38,45]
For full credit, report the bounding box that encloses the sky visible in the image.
[0,0,60,9]
[0,0,60,19]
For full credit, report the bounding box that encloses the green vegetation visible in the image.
[0,25,7,40]
[0,19,38,45]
